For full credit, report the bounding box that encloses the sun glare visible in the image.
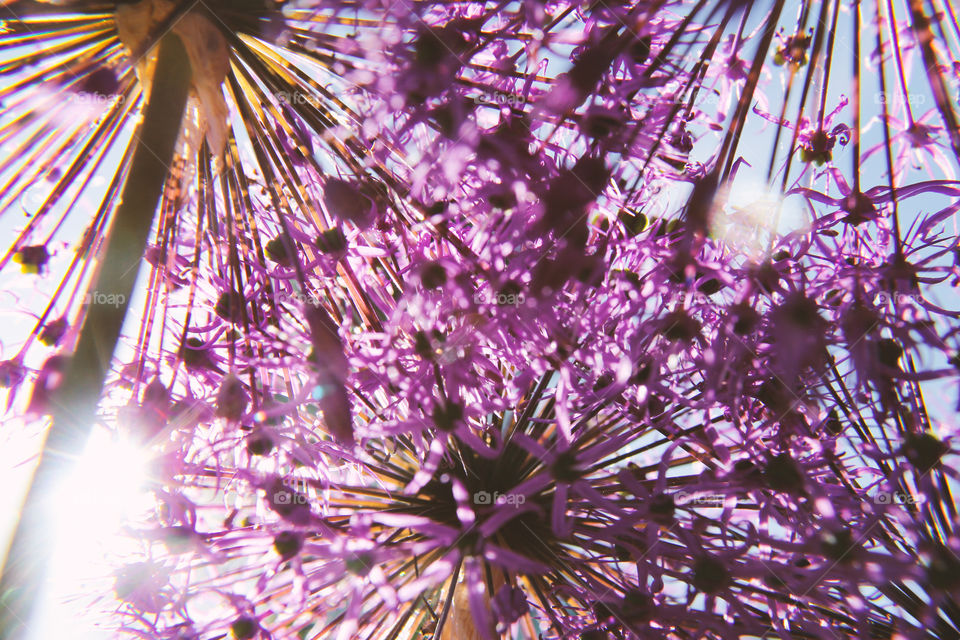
[28,427,151,639]
[709,175,808,260]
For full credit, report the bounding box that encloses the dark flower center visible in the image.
[420,262,447,289]
[273,531,301,560]
[315,228,347,255]
[901,432,948,471]
[551,450,584,483]
[692,556,729,594]
[432,401,464,431]
[763,454,804,493]
[925,546,960,591]
[246,431,274,456]
[230,616,258,640]
[819,529,857,563]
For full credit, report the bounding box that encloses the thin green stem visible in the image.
[0,32,192,639]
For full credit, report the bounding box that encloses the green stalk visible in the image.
[0,33,192,639]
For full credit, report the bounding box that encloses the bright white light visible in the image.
[709,176,808,260]
[28,426,152,640]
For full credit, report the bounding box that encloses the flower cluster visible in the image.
[1,0,959,639]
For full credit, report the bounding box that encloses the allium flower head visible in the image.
[1,0,960,639]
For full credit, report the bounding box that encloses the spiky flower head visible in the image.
[1,0,960,639]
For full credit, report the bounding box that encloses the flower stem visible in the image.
[0,32,192,639]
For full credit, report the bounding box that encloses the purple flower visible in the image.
[1,1,960,640]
